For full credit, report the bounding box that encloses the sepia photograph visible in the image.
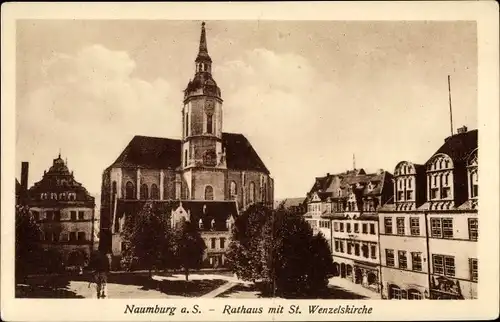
[2,1,499,321]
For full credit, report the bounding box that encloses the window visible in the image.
[211,238,216,249]
[398,191,404,201]
[406,191,413,200]
[206,114,213,134]
[432,254,455,277]
[185,113,189,137]
[386,249,395,267]
[78,211,84,220]
[469,258,478,282]
[347,242,352,254]
[54,210,61,221]
[442,187,451,199]
[140,184,149,200]
[362,244,369,258]
[411,252,422,271]
[249,182,255,203]
[334,240,340,252]
[347,223,351,233]
[125,181,135,199]
[468,218,478,241]
[362,223,368,234]
[339,222,344,232]
[339,240,344,253]
[204,185,214,200]
[199,219,204,229]
[32,211,40,221]
[398,251,407,269]
[52,232,59,242]
[396,217,405,235]
[77,232,85,241]
[121,242,127,252]
[151,184,160,200]
[430,218,442,238]
[410,217,420,236]
[354,223,359,233]
[70,211,77,221]
[184,150,188,167]
[220,238,226,249]
[112,181,117,196]
[354,243,360,256]
[334,222,339,232]
[230,181,237,198]
[442,218,453,238]
[384,218,393,234]
[69,232,77,241]
[430,188,438,200]
[370,223,375,235]
[370,245,377,259]
[60,232,68,241]
[408,290,422,300]
[390,286,405,300]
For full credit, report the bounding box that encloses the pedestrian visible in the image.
[88,251,110,299]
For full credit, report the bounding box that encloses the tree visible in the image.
[171,217,206,281]
[305,232,335,296]
[120,202,171,277]
[226,204,270,282]
[15,205,43,280]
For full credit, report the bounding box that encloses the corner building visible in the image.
[379,126,478,300]
[99,23,274,265]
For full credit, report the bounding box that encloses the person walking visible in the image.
[88,251,110,299]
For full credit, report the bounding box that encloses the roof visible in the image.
[427,129,478,165]
[280,197,306,209]
[109,133,269,174]
[116,200,238,232]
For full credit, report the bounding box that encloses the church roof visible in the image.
[109,133,270,174]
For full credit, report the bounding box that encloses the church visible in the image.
[99,22,274,267]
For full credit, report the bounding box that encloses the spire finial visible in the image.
[58,148,61,159]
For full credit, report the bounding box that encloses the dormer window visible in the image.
[367,183,374,191]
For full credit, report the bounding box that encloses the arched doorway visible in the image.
[340,263,346,278]
[333,263,340,277]
[367,272,378,286]
[346,264,353,278]
[354,268,363,284]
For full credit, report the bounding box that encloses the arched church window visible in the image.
[151,184,160,200]
[205,185,214,200]
[249,182,255,203]
[112,181,117,196]
[140,184,149,200]
[230,181,237,199]
[184,150,188,167]
[206,114,213,134]
[125,182,135,199]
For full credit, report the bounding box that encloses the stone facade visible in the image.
[24,155,97,267]
[99,22,274,266]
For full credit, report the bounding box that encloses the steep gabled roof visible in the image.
[109,133,270,174]
[427,129,478,165]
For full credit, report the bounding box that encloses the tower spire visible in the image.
[199,21,208,54]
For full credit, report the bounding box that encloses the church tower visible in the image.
[182,22,225,171]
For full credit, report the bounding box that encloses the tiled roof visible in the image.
[115,200,238,232]
[427,129,478,164]
[110,133,269,174]
[280,197,306,209]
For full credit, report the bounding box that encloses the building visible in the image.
[379,126,478,300]
[275,197,307,215]
[25,154,97,267]
[99,22,274,265]
[305,168,393,293]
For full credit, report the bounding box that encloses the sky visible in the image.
[15,20,478,200]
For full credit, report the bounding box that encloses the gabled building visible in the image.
[305,168,393,294]
[379,126,478,300]
[26,154,97,267]
[99,22,274,265]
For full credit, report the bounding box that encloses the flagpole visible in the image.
[448,75,454,136]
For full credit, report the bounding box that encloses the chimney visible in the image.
[457,126,468,134]
[21,162,29,192]
[326,173,330,177]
